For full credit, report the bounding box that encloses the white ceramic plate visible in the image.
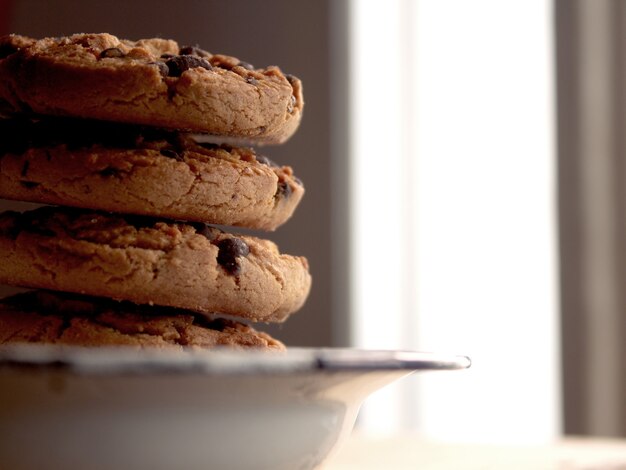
[0,346,470,470]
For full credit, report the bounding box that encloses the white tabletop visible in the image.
[326,434,626,469]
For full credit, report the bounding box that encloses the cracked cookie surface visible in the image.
[0,33,304,145]
[0,118,304,230]
[0,207,311,322]
[0,290,285,350]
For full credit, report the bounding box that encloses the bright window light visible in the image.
[349,0,559,443]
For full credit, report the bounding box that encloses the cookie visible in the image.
[0,290,285,350]
[0,118,304,231]
[0,207,311,323]
[0,33,303,145]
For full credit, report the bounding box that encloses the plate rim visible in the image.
[0,345,470,376]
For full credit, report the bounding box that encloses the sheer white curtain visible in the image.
[349,0,560,443]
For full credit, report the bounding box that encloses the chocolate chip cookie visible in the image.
[0,207,311,323]
[0,118,304,230]
[0,290,285,350]
[0,33,303,145]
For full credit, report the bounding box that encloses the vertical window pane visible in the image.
[350,0,559,442]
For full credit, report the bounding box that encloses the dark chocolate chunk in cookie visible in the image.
[276,180,292,199]
[194,223,222,242]
[217,238,250,276]
[256,155,278,167]
[0,42,18,59]
[238,61,255,70]
[100,47,125,58]
[287,95,296,113]
[159,148,183,161]
[179,45,211,58]
[98,167,119,178]
[150,61,170,77]
[13,211,56,237]
[165,55,212,77]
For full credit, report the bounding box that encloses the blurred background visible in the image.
[1,0,623,444]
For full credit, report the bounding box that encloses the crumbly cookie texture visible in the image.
[0,33,304,145]
[0,118,304,231]
[0,207,311,322]
[0,290,285,350]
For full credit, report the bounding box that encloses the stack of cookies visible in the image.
[0,33,311,351]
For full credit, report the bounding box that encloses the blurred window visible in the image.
[349,0,559,443]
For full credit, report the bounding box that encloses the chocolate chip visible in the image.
[160,148,183,161]
[165,55,212,77]
[20,181,39,189]
[100,47,125,59]
[98,168,118,177]
[276,180,292,199]
[0,43,19,59]
[150,61,169,77]
[256,155,278,167]
[246,76,258,86]
[21,160,29,177]
[125,215,157,230]
[98,126,140,149]
[26,225,56,237]
[198,142,220,151]
[205,317,230,331]
[140,127,175,144]
[217,238,249,276]
[16,213,55,237]
[287,95,296,113]
[160,53,175,59]
[179,46,210,58]
[238,61,255,70]
[194,223,222,242]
